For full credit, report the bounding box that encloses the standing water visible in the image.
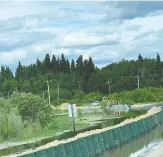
[99,123,163,157]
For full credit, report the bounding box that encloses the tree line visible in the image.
[0,53,163,102]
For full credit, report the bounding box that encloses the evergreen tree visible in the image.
[30,64,38,78]
[88,57,95,75]
[71,59,76,72]
[60,53,67,73]
[137,54,143,76]
[5,67,14,80]
[66,59,70,73]
[57,57,60,72]
[36,58,41,66]
[0,66,13,83]
[156,53,162,77]
[36,58,42,71]
[156,52,161,63]
[51,55,57,73]
[43,53,51,72]
[83,59,89,82]
[15,61,24,82]
[0,66,5,83]
[138,54,143,62]
[138,54,143,68]
[76,55,84,88]
[76,55,84,73]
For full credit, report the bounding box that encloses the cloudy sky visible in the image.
[1,1,163,71]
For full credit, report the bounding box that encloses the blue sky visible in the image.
[1,1,163,71]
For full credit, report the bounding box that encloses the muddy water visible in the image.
[99,124,163,157]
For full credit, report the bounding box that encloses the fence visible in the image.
[10,109,163,157]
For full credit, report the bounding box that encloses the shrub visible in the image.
[109,87,163,104]
[10,92,52,126]
[0,99,23,140]
[86,91,103,102]
[77,108,82,120]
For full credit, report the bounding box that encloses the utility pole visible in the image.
[135,76,140,90]
[57,83,60,103]
[135,70,143,90]
[44,80,52,104]
[106,79,111,94]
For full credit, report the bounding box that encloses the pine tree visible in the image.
[44,53,51,72]
[83,59,89,82]
[66,59,70,73]
[57,57,60,72]
[138,54,143,62]
[5,67,13,80]
[156,53,162,77]
[76,55,84,88]
[15,61,24,82]
[71,59,76,72]
[137,54,143,76]
[88,57,95,75]
[60,53,67,73]
[138,54,143,67]
[31,64,38,78]
[0,66,13,83]
[51,55,57,73]
[0,66,5,82]
[156,52,161,63]
[36,58,42,74]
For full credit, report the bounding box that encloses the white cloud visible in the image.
[0,2,57,20]
[0,50,26,64]
[61,32,119,47]
[83,46,120,61]
[0,1,163,68]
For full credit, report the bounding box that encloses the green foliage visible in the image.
[74,90,85,99]
[110,87,163,104]
[100,101,111,114]
[77,108,82,119]
[1,53,163,106]
[86,91,103,102]
[0,98,23,140]
[121,109,147,118]
[2,79,17,92]
[10,92,52,126]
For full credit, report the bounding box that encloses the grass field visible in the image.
[0,106,147,144]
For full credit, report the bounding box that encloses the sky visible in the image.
[1,1,163,71]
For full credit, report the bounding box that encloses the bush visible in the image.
[109,87,163,104]
[0,99,23,140]
[87,91,103,102]
[10,92,52,126]
[100,101,111,114]
[77,108,82,120]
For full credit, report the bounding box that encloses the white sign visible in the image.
[68,104,77,118]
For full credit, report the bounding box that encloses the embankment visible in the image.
[7,107,163,157]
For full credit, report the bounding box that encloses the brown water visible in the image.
[99,124,163,157]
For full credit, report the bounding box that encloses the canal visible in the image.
[99,123,163,157]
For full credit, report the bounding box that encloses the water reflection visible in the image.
[99,124,163,157]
